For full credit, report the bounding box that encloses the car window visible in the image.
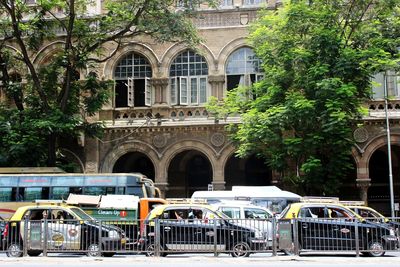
[328,208,353,219]
[26,209,50,220]
[50,209,75,223]
[244,208,272,219]
[299,207,325,218]
[219,207,240,219]
[70,207,93,220]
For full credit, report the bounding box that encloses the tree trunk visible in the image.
[47,133,57,167]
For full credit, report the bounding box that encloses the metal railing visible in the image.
[1,217,399,257]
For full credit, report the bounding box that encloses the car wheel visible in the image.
[231,242,251,258]
[6,243,23,257]
[145,243,167,257]
[27,251,42,257]
[87,243,102,257]
[367,241,385,257]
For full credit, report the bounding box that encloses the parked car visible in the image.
[345,204,400,239]
[0,215,5,250]
[2,203,126,257]
[211,201,274,247]
[279,202,398,256]
[140,203,268,257]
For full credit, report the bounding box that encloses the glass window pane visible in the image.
[51,187,70,200]
[114,53,152,79]
[0,188,12,201]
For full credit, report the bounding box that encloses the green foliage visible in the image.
[219,0,400,195]
[0,0,216,167]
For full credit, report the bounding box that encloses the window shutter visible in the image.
[199,77,207,104]
[170,77,178,105]
[180,77,188,105]
[190,77,198,105]
[145,77,151,107]
[127,77,134,107]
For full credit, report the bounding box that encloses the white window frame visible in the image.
[180,76,188,105]
[170,76,208,106]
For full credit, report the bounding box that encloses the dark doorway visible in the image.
[113,152,155,181]
[224,154,272,189]
[368,145,400,216]
[167,150,212,198]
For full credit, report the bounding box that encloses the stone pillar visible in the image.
[84,137,99,173]
[151,78,169,105]
[154,182,168,199]
[356,178,371,205]
[208,75,226,101]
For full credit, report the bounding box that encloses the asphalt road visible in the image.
[1,253,400,267]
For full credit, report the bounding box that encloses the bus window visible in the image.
[69,187,83,195]
[0,188,12,201]
[116,187,125,194]
[84,187,115,195]
[52,187,70,200]
[126,186,143,197]
[24,187,49,201]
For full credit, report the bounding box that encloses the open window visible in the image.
[114,53,152,108]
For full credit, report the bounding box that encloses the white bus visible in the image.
[191,186,301,214]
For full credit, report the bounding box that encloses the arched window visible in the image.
[114,53,152,108]
[169,50,208,106]
[226,47,263,91]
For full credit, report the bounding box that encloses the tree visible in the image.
[0,0,215,168]
[216,0,400,195]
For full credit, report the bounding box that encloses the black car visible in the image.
[140,204,268,257]
[279,203,398,256]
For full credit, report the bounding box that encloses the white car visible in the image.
[211,201,275,247]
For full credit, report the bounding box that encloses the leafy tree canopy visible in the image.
[0,0,216,168]
[215,0,400,195]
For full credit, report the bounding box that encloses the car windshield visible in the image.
[70,207,94,220]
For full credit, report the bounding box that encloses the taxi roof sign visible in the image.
[301,196,340,203]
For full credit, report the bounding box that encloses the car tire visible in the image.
[231,242,251,258]
[6,243,23,258]
[87,243,102,257]
[145,243,167,257]
[27,251,42,257]
[366,241,385,257]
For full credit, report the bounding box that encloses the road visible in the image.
[1,253,400,267]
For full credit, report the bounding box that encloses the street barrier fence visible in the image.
[0,217,399,257]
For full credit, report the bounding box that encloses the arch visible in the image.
[160,42,217,77]
[102,43,160,79]
[217,37,251,73]
[358,134,400,172]
[100,140,161,175]
[161,140,217,178]
[32,41,65,67]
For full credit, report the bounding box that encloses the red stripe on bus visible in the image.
[0,208,16,213]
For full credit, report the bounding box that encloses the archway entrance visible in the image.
[112,152,155,181]
[167,150,212,198]
[368,145,400,216]
[224,154,272,189]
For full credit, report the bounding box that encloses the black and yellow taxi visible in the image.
[343,203,400,241]
[140,203,268,257]
[278,199,398,256]
[2,203,126,257]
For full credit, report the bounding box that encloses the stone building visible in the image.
[1,0,399,214]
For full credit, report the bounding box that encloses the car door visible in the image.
[160,208,193,252]
[326,206,357,251]
[22,208,50,251]
[46,209,81,251]
[297,206,331,250]
[244,207,273,243]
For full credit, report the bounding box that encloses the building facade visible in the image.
[1,0,399,214]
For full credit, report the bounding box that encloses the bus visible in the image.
[0,173,161,219]
[191,186,301,214]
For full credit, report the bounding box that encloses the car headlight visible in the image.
[108,230,120,239]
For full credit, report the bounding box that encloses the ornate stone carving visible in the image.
[353,127,369,143]
[153,134,167,148]
[211,132,225,147]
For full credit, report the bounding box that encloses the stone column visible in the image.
[83,137,99,173]
[356,178,371,205]
[151,78,169,106]
[208,75,226,101]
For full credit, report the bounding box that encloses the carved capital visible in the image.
[150,77,169,87]
[208,75,225,84]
